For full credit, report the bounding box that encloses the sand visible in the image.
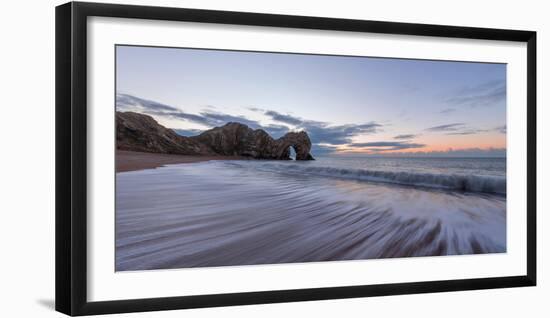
[115,160,506,270]
[116,150,246,172]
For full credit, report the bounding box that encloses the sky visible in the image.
[116,45,507,157]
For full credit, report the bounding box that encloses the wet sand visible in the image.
[116,150,246,172]
[116,161,506,271]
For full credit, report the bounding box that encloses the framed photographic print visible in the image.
[55,1,536,316]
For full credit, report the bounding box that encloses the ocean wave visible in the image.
[117,164,506,270]
[254,163,506,195]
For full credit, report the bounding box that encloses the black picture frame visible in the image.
[55,1,537,316]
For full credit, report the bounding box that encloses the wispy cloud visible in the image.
[117,93,181,112]
[116,93,505,157]
[393,134,417,140]
[173,128,203,137]
[199,111,262,128]
[117,94,383,153]
[264,110,304,126]
[363,147,507,158]
[495,125,506,134]
[117,93,278,134]
[146,110,215,126]
[439,108,456,114]
[426,122,499,136]
[445,128,490,136]
[425,123,465,132]
[247,106,264,112]
[262,109,382,145]
[445,80,506,107]
[347,141,426,152]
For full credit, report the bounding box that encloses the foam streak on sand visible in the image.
[116,160,506,271]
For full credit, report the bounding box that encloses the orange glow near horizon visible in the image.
[334,132,506,155]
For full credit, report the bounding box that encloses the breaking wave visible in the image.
[254,163,506,195]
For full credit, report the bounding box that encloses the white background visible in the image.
[0,0,547,317]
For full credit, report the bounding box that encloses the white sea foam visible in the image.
[253,163,506,195]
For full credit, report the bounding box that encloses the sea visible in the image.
[116,156,506,271]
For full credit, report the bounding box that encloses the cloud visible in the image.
[173,128,203,137]
[263,124,291,138]
[199,111,263,129]
[174,124,292,139]
[171,112,290,139]
[311,144,340,156]
[426,122,506,136]
[264,110,304,126]
[247,107,264,112]
[304,123,381,145]
[263,109,382,145]
[116,94,505,157]
[495,125,506,134]
[445,80,506,107]
[427,122,501,136]
[445,128,489,135]
[393,134,417,140]
[393,147,506,157]
[117,94,383,151]
[439,108,456,114]
[117,93,266,129]
[348,141,426,152]
[117,93,215,126]
[117,93,181,112]
[148,110,215,126]
[426,123,465,132]
[338,147,506,158]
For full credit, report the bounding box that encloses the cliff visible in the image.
[116,111,314,160]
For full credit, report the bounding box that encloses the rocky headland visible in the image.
[116,111,314,161]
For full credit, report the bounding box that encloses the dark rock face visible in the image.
[191,122,314,160]
[116,112,214,155]
[275,131,314,160]
[116,111,314,160]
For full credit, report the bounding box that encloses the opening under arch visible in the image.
[289,146,297,160]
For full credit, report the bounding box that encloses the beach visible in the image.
[116,157,506,271]
[116,150,246,172]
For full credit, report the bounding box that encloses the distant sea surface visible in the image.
[116,156,506,271]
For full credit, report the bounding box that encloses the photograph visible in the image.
[115,45,507,271]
